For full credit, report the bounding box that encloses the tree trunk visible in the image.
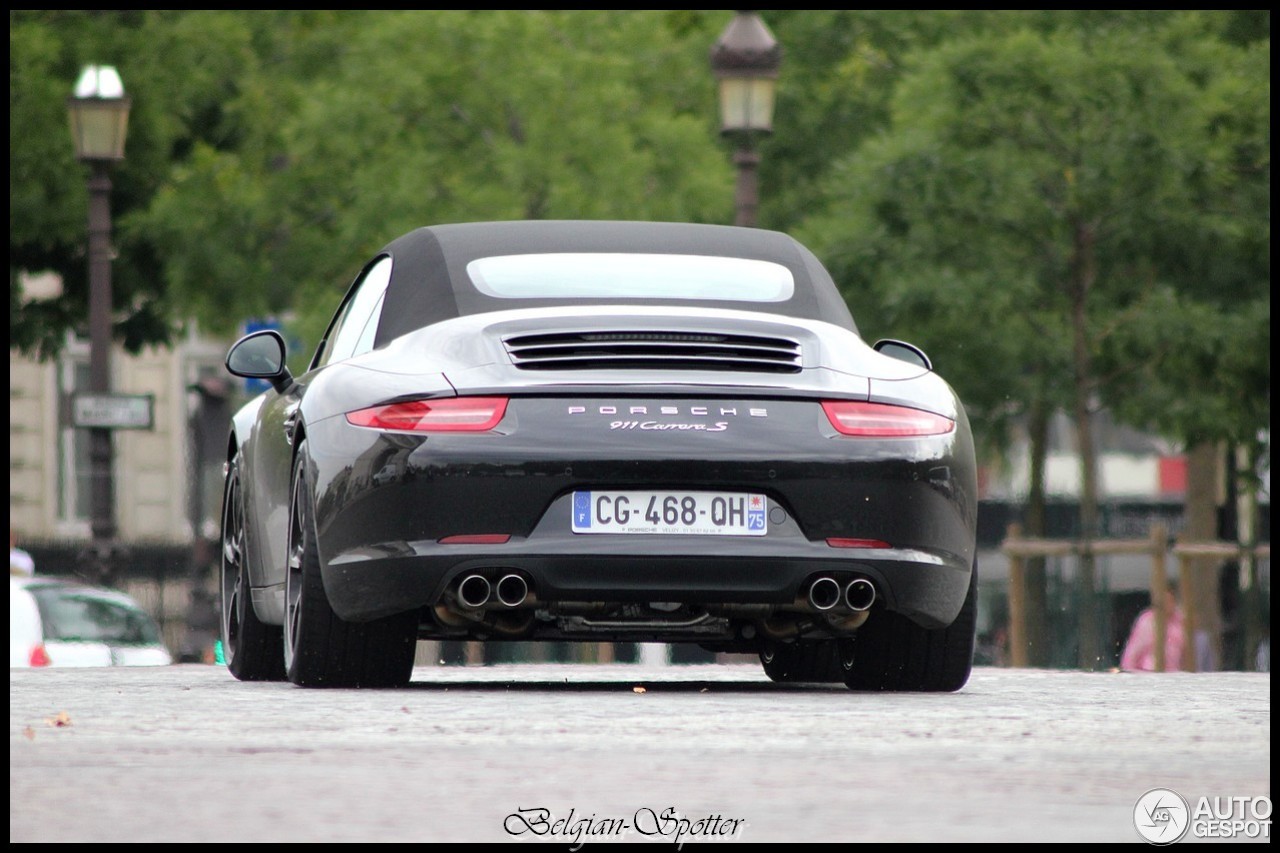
[1024,397,1051,667]
[1236,445,1264,672]
[1184,442,1222,670]
[1069,220,1101,670]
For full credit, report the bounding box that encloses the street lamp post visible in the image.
[710,11,782,228]
[68,65,131,583]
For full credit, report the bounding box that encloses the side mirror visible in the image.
[873,339,932,371]
[226,330,293,393]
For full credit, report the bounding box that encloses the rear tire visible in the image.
[759,640,848,683]
[220,454,286,682]
[843,562,977,692]
[283,441,418,688]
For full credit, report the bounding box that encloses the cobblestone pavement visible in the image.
[9,664,1271,842]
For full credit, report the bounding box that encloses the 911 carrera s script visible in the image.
[609,420,728,431]
[567,405,769,417]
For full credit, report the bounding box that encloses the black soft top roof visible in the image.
[374,220,855,347]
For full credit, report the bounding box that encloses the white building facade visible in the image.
[9,328,231,546]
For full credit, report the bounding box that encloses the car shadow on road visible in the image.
[400,678,846,694]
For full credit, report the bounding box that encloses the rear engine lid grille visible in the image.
[503,331,802,374]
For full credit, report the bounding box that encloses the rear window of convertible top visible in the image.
[466,253,795,303]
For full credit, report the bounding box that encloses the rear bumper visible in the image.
[323,529,972,629]
[303,396,977,628]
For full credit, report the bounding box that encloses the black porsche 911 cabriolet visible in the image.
[220,220,977,690]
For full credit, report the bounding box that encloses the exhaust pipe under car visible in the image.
[456,574,492,609]
[807,577,842,612]
[496,573,530,608]
[844,578,876,612]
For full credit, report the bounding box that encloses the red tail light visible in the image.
[821,401,954,437]
[826,537,892,549]
[347,397,508,432]
[29,645,51,667]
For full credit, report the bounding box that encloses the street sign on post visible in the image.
[71,392,154,430]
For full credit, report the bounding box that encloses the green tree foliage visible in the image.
[802,13,1268,448]
[763,10,1015,234]
[11,11,730,357]
[11,11,162,358]
[760,10,1224,235]
[10,10,331,356]
[1097,28,1270,457]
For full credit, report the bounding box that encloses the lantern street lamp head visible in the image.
[67,65,131,162]
[710,11,782,135]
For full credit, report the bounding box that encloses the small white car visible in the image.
[10,576,172,668]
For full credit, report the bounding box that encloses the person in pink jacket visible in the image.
[1120,586,1186,672]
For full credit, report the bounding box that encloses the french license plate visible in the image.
[571,491,768,536]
